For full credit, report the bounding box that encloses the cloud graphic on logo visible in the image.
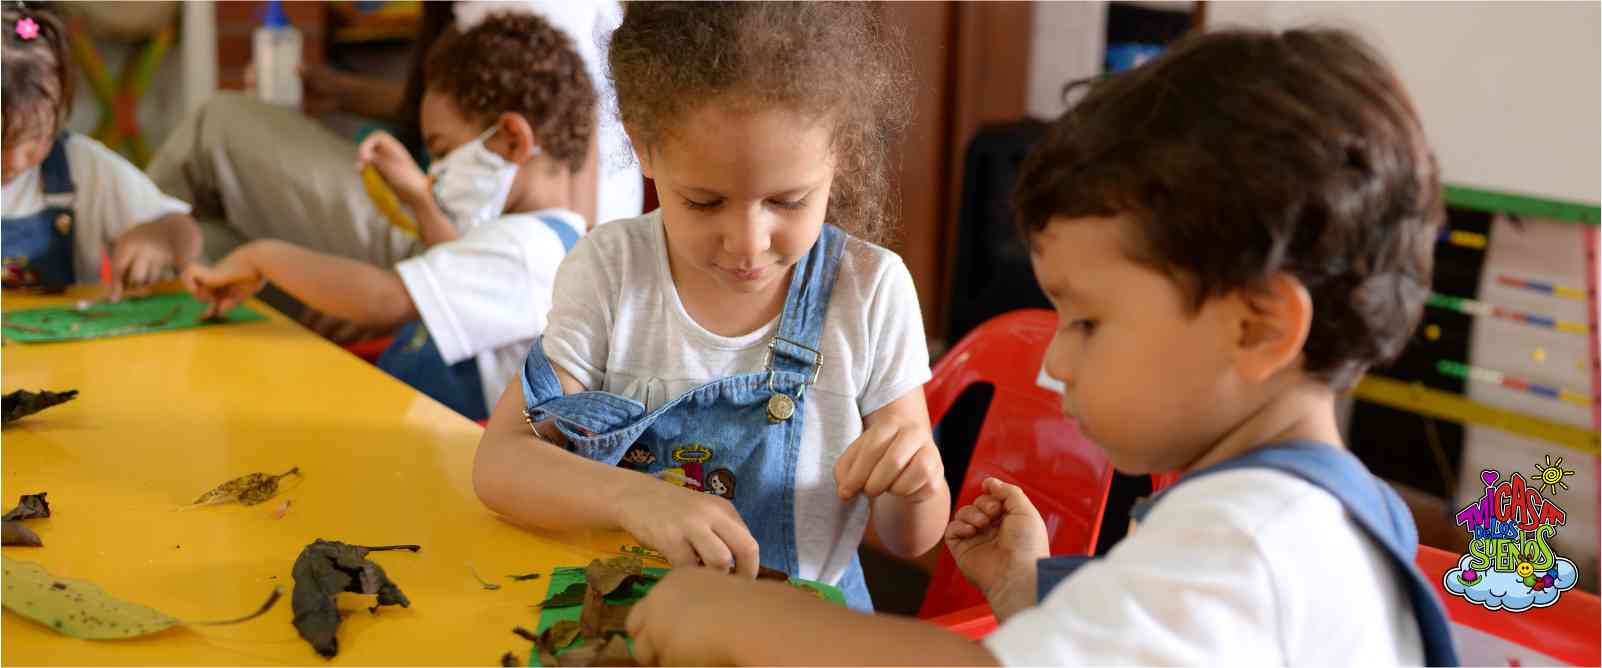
[1442,553,1578,612]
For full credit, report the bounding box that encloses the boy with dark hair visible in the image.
[619,27,1458,666]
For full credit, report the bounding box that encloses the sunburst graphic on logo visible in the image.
[1533,455,1576,495]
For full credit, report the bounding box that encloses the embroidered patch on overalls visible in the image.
[706,468,736,500]
[671,444,712,464]
[620,444,656,469]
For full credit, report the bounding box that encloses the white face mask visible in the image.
[427,126,528,230]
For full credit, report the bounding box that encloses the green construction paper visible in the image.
[0,293,264,344]
[526,566,845,666]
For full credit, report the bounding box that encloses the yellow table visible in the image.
[2,288,633,665]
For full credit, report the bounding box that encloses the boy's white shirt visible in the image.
[984,468,1425,665]
[541,211,932,586]
[1,133,192,283]
[395,208,586,414]
[453,0,642,226]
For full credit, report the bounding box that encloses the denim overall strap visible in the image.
[1036,442,1459,665]
[767,224,845,379]
[2,135,78,289]
[40,135,75,197]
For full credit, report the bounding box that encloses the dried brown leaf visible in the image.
[501,651,522,667]
[2,389,77,424]
[189,467,300,507]
[535,582,587,609]
[544,620,581,651]
[2,493,50,521]
[2,520,42,546]
[290,540,418,658]
[585,556,642,597]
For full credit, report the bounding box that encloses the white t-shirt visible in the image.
[541,211,932,585]
[396,208,585,414]
[1,133,192,283]
[454,0,642,226]
[985,468,1425,665]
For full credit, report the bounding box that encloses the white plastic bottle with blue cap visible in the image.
[253,0,302,108]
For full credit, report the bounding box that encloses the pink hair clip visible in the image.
[15,17,39,40]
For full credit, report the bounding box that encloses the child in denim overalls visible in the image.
[2,8,200,298]
[473,3,947,611]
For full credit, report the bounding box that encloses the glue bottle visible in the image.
[253,0,303,108]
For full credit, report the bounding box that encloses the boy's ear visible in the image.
[1231,272,1313,383]
[495,112,539,164]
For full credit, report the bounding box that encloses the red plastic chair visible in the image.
[1416,544,1600,666]
[932,546,1600,665]
[342,336,396,364]
[917,309,1116,619]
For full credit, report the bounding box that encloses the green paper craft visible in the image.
[0,293,263,343]
[524,565,845,666]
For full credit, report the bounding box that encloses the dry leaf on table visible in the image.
[1,556,279,639]
[2,493,51,546]
[2,521,42,546]
[585,557,643,597]
[2,389,77,424]
[3,492,50,520]
[535,582,587,609]
[187,467,301,508]
[290,539,419,658]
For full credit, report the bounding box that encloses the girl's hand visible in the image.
[610,477,761,579]
[181,246,267,319]
[834,417,943,503]
[945,477,1050,620]
[356,131,430,207]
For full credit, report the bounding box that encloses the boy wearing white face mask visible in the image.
[357,118,522,246]
[181,14,595,420]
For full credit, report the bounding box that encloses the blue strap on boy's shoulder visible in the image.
[1036,442,1459,665]
[535,214,581,253]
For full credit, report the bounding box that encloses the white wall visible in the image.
[1027,1,1107,119]
[1208,1,1601,204]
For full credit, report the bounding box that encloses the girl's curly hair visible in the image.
[609,2,911,244]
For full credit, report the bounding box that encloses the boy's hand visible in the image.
[356,131,430,207]
[181,249,267,319]
[946,477,1050,619]
[612,478,761,579]
[627,568,810,666]
[834,419,943,502]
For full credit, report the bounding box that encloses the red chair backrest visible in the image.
[917,309,1115,618]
